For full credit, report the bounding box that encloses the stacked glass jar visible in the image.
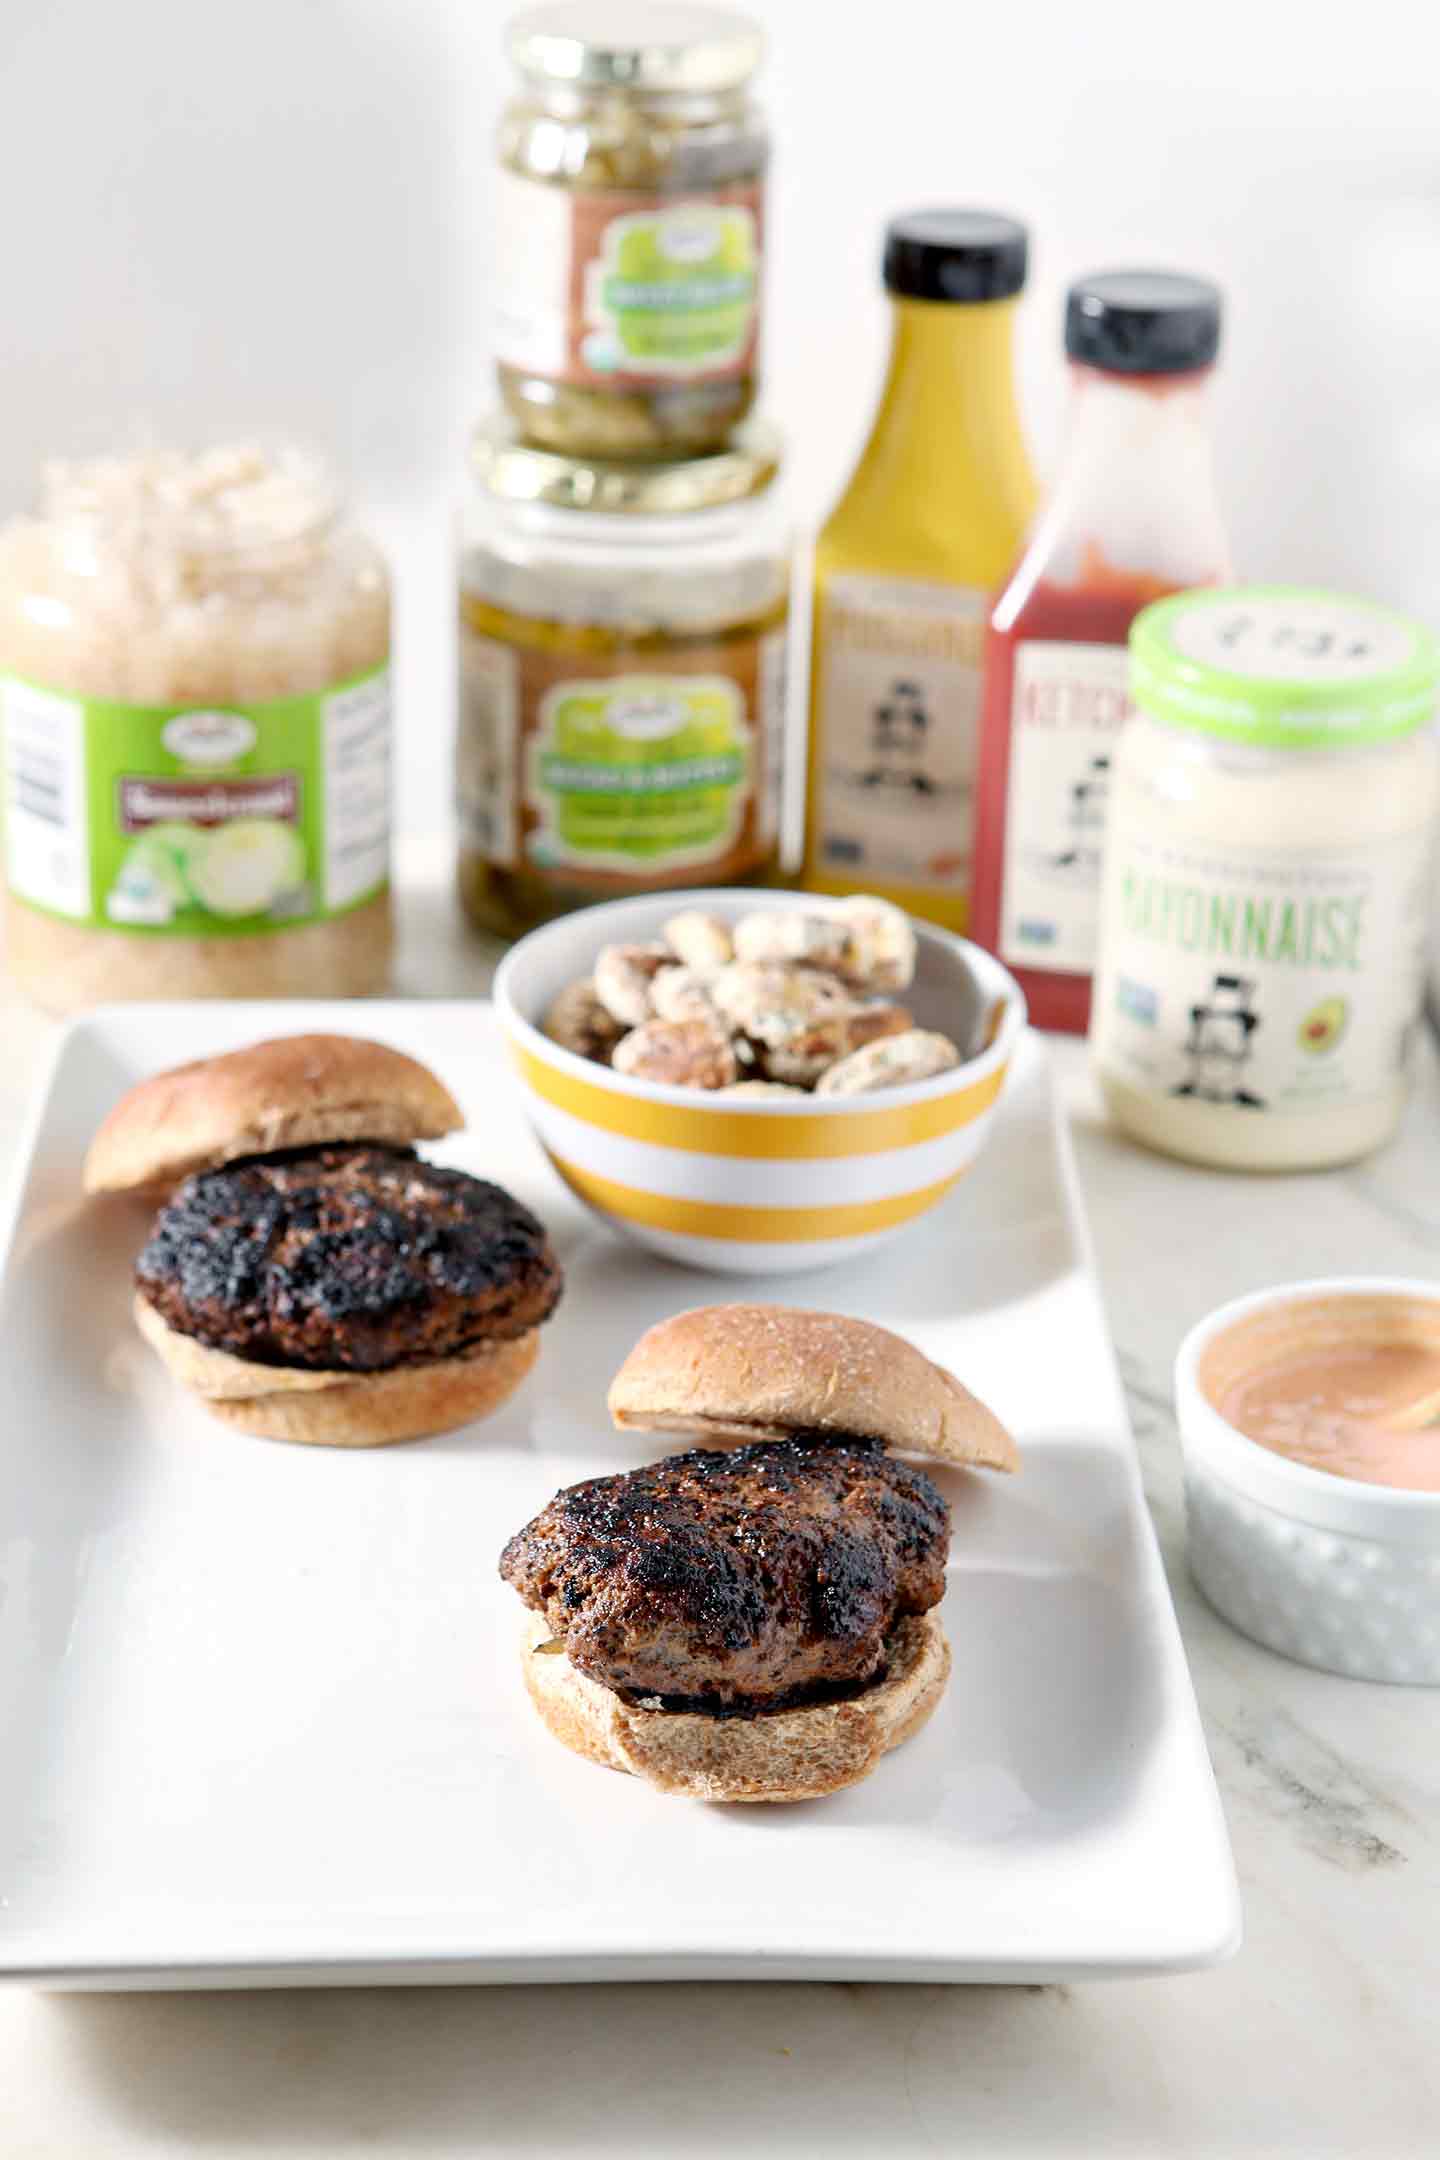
[457,3,787,937]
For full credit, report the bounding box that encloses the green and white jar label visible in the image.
[583,201,758,376]
[0,665,389,935]
[457,624,784,887]
[530,675,749,870]
[494,172,763,388]
[1092,821,1435,1115]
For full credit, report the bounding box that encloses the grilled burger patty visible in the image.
[500,1437,950,1715]
[136,1144,562,1372]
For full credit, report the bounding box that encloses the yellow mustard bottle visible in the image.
[803,211,1037,930]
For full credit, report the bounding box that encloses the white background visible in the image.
[2,0,1439,844]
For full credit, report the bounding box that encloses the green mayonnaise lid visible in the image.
[1129,586,1440,749]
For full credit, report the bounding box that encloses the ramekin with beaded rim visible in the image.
[1176,1278,1440,1685]
[493,889,1026,1275]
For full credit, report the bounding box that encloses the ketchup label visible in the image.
[1000,640,1132,976]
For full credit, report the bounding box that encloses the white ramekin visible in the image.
[1175,1278,1440,1686]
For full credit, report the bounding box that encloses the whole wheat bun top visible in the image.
[84,1032,463,1196]
[608,1304,1018,1473]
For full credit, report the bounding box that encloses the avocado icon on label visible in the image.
[1299,996,1349,1055]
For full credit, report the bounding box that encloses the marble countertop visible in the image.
[2,866,1438,2159]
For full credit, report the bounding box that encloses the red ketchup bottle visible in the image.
[972,272,1231,1031]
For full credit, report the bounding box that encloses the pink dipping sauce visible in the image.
[1217,1340,1440,1491]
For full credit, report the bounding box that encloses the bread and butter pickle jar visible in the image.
[456,422,787,938]
[495,2,768,457]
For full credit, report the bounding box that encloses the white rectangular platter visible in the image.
[0,1001,1239,1987]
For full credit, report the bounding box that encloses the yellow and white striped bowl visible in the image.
[493,890,1026,1275]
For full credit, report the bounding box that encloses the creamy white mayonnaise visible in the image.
[1091,589,1440,1171]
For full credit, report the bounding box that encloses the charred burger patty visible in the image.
[500,1436,950,1715]
[136,1143,562,1373]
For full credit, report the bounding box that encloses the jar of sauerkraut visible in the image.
[456,419,787,938]
[0,446,392,1012]
[495,2,768,457]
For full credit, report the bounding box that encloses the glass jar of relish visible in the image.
[495,2,768,458]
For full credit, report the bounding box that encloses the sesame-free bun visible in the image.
[608,1304,1018,1474]
[84,1032,463,1196]
[133,1292,537,1447]
[518,1606,950,1803]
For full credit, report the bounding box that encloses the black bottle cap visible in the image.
[1065,271,1222,374]
[883,211,1029,304]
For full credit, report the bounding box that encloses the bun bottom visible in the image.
[135,1294,539,1446]
[518,1607,950,1803]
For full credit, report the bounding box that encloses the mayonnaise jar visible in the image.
[1091,587,1440,1170]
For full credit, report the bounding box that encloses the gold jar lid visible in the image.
[506,4,763,95]
[469,418,781,514]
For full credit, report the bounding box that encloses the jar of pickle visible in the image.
[495,2,768,457]
[456,421,788,938]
